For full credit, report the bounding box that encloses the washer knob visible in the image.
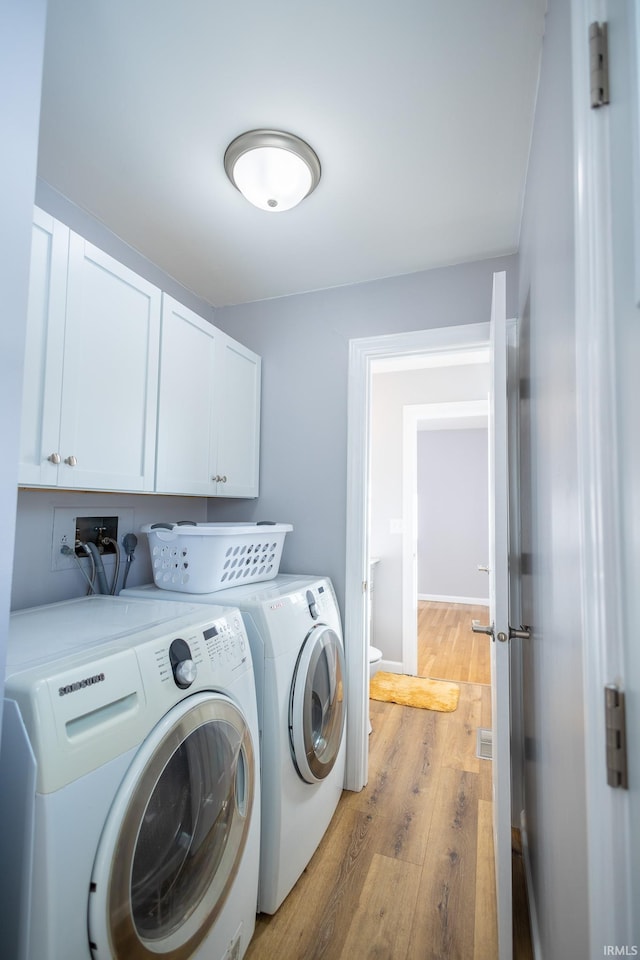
[306,589,319,620]
[169,637,197,688]
[174,659,197,688]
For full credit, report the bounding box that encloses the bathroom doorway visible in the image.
[368,355,490,679]
[343,321,491,793]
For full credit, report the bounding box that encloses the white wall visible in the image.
[211,255,517,618]
[417,427,489,603]
[517,0,589,955]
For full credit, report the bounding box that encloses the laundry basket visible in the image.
[141,521,293,593]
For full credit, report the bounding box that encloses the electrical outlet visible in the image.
[52,507,135,572]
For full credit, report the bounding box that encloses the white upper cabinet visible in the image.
[60,234,161,490]
[214,332,261,498]
[155,295,260,497]
[19,208,69,486]
[20,211,260,497]
[19,210,161,491]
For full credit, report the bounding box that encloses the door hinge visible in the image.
[589,22,610,108]
[605,684,628,789]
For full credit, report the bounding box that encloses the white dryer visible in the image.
[0,594,260,960]
[123,575,346,914]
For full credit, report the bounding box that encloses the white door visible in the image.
[607,0,640,929]
[472,270,512,958]
[572,0,636,945]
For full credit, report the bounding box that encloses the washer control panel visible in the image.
[137,609,250,695]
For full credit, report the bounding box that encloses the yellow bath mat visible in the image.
[369,671,460,712]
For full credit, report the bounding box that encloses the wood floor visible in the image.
[244,601,532,960]
[418,600,492,684]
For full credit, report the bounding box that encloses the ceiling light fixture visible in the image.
[224,129,321,213]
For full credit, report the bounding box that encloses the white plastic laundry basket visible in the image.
[141,521,293,593]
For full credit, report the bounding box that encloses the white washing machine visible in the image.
[123,575,346,915]
[0,594,260,960]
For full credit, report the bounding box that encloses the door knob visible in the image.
[472,620,531,642]
[47,452,61,464]
[64,455,78,466]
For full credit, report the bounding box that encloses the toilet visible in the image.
[367,558,382,733]
[369,645,382,672]
[368,644,383,733]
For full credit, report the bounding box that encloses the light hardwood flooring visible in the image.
[244,601,532,960]
[418,600,492,684]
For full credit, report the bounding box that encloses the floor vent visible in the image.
[476,727,493,760]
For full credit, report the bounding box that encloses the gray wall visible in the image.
[211,255,518,616]
[417,428,489,602]
[11,490,209,611]
[7,215,515,618]
[517,0,589,955]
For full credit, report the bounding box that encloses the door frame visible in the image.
[571,0,633,945]
[344,322,490,791]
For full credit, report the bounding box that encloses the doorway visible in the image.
[344,322,490,792]
[368,360,490,679]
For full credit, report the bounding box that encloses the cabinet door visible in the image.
[58,234,161,491]
[155,296,218,496]
[18,209,69,486]
[215,333,261,498]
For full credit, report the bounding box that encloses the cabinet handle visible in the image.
[212,475,228,483]
[64,455,78,466]
[48,453,61,464]
[220,475,227,483]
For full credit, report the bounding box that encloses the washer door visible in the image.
[289,626,346,783]
[88,691,255,960]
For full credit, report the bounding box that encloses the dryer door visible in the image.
[289,625,346,783]
[88,691,255,960]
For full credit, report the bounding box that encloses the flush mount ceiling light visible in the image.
[224,129,321,213]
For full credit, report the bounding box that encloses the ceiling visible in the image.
[38,1,546,308]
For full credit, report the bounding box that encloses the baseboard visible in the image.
[418,593,489,606]
[520,810,543,960]
[371,660,403,676]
